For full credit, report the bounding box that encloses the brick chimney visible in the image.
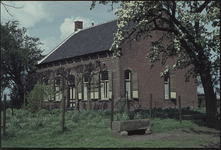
[74,21,83,32]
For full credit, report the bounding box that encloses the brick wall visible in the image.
[119,30,198,109]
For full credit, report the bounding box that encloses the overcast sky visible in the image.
[1,1,211,96]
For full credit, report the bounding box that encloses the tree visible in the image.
[1,21,45,108]
[91,1,220,124]
[25,83,56,113]
[1,2,24,17]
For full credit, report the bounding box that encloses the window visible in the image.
[125,71,131,99]
[164,73,176,100]
[83,75,88,100]
[101,72,109,99]
[164,74,169,100]
[125,70,139,99]
[55,77,62,101]
[68,75,75,108]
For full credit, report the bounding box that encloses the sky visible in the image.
[1,1,217,97]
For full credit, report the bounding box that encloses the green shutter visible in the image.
[108,71,113,99]
[132,71,138,99]
[170,73,176,99]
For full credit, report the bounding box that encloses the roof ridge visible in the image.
[81,18,118,31]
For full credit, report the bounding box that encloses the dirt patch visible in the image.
[110,126,220,148]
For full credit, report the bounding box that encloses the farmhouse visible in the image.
[36,19,198,111]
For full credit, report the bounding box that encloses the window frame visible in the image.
[100,71,109,100]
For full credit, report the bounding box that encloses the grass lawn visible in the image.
[1,107,220,148]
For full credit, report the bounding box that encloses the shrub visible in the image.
[134,112,142,120]
[37,109,50,116]
[81,110,91,118]
[92,115,103,123]
[114,113,122,121]
[72,113,80,123]
[28,114,51,129]
[120,112,129,120]
[10,116,22,128]
[103,109,111,116]
[51,108,61,115]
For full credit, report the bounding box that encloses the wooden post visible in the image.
[111,95,114,130]
[62,95,66,133]
[149,94,152,119]
[3,95,6,136]
[77,91,80,112]
[11,97,13,116]
[179,96,182,123]
[126,91,129,112]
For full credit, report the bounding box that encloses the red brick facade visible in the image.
[37,30,197,111]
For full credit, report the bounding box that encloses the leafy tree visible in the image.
[91,1,220,124]
[1,21,45,108]
[25,83,56,113]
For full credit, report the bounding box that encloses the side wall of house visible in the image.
[119,30,198,109]
[37,54,120,111]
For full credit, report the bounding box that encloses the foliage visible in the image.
[25,83,56,113]
[51,108,61,115]
[91,1,220,123]
[37,109,50,116]
[102,109,112,116]
[71,113,80,123]
[28,114,51,130]
[1,20,44,108]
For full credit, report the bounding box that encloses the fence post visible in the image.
[11,96,14,116]
[179,96,182,123]
[111,95,114,130]
[192,101,194,109]
[77,91,80,112]
[62,95,66,133]
[155,101,156,108]
[149,94,152,119]
[126,91,129,113]
[3,94,6,136]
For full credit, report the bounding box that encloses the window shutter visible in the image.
[132,71,138,99]
[170,73,176,99]
[108,71,113,99]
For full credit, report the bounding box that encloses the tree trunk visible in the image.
[200,71,217,125]
[87,85,91,111]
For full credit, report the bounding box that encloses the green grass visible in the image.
[1,107,219,148]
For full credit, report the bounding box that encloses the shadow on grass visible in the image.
[200,141,220,148]
[172,108,220,130]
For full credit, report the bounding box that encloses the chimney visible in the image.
[74,21,83,32]
[92,22,94,26]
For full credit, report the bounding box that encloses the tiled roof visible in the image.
[38,19,121,65]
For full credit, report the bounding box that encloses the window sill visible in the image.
[98,99,111,102]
